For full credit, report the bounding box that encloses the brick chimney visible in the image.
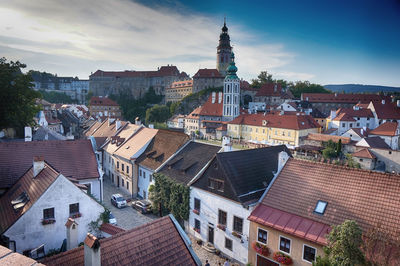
[135,117,141,125]
[33,156,45,177]
[65,218,79,250]
[84,233,101,266]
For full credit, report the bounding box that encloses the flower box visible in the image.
[252,241,270,257]
[232,231,242,239]
[70,213,82,219]
[273,251,293,265]
[192,209,200,215]
[42,219,56,225]
[217,224,226,231]
[193,227,200,233]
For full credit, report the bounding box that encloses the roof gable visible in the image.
[369,121,399,136]
[199,93,224,117]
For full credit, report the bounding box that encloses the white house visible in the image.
[188,146,291,264]
[369,121,399,150]
[327,106,375,135]
[0,158,104,255]
[341,127,369,141]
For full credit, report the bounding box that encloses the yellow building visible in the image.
[227,113,321,147]
[165,80,193,103]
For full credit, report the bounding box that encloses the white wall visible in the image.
[137,166,154,199]
[189,187,252,264]
[5,175,104,254]
[79,177,101,201]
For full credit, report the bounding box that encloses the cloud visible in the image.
[0,0,300,81]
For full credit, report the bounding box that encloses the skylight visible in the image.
[314,200,327,215]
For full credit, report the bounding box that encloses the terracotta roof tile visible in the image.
[199,93,224,117]
[352,148,376,159]
[193,69,222,78]
[88,119,128,139]
[0,163,59,233]
[370,101,400,120]
[114,128,158,160]
[167,80,193,89]
[186,107,202,119]
[41,216,199,266]
[302,93,390,103]
[0,246,45,266]
[100,223,125,235]
[90,66,180,78]
[370,122,399,136]
[356,136,391,149]
[257,158,400,244]
[306,133,351,144]
[335,107,374,118]
[332,113,356,121]
[0,140,99,189]
[90,96,119,106]
[136,130,189,170]
[255,83,283,97]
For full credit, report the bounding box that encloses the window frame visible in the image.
[233,215,243,234]
[278,235,292,255]
[69,203,79,215]
[257,227,268,245]
[194,198,201,212]
[225,237,233,251]
[194,218,200,233]
[314,200,328,215]
[218,209,227,226]
[302,244,317,263]
[43,207,55,220]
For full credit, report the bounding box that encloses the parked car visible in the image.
[111,194,127,208]
[132,199,152,214]
[109,212,117,225]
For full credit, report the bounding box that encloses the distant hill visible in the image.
[324,84,400,93]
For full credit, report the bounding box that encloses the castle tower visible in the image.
[223,52,240,121]
[216,18,232,77]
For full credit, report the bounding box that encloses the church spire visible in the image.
[217,18,232,76]
[225,52,238,80]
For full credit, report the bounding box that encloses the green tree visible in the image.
[336,139,342,157]
[289,81,331,99]
[250,70,273,88]
[322,140,338,159]
[345,154,361,168]
[323,220,365,266]
[0,58,41,136]
[39,90,77,104]
[145,104,171,124]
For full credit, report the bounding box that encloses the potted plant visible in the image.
[193,227,200,233]
[192,209,200,215]
[232,231,242,239]
[251,241,270,257]
[42,219,56,225]
[273,251,293,265]
[70,213,82,219]
[217,224,226,231]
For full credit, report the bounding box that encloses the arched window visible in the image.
[227,95,230,104]
[227,84,230,93]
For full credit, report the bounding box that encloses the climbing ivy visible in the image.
[151,173,190,222]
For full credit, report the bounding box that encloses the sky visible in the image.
[0,0,399,86]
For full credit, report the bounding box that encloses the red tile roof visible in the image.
[90,66,180,78]
[352,148,376,159]
[306,133,351,144]
[369,122,399,136]
[193,68,223,78]
[41,215,199,266]
[199,93,224,117]
[186,106,202,119]
[0,163,60,233]
[0,246,45,266]
[0,140,99,189]
[248,204,330,245]
[90,96,119,106]
[332,112,356,122]
[100,223,125,236]
[168,80,193,89]
[335,107,374,118]
[370,101,400,120]
[228,113,321,130]
[302,93,390,103]
[87,119,128,138]
[255,159,400,245]
[350,128,370,138]
[255,83,283,97]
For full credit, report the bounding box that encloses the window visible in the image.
[218,209,227,225]
[208,178,224,192]
[127,166,129,174]
[288,131,291,137]
[303,245,317,262]
[257,228,268,244]
[225,238,233,251]
[282,131,285,136]
[126,181,129,190]
[121,164,124,171]
[233,216,243,234]
[122,179,124,187]
[359,158,363,162]
[194,198,201,212]
[314,200,328,215]
[69,203,79,215]
[350,123,353,128]
[143,172,146,179]
[43,207,54,220]
[139,169,142,176]
[342,123,345,128]
[279,236,291,254]
[356,123,360,127]
[194,219,200,233]
[117,161,119,169]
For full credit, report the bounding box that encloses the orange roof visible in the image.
[307,133,351,144]
[185,106,202,119]
[370,101,400,120]
[114,127,158,160]
[100,223,125,235]
[229,113,321,130]
[352,148,376,159]
[255,83,282,97]
[199,93,224,117]
[167,80,193,89]
[302,93,390,103]
[90,96,119,106]
[335,107,374,118]
[193,68,223,78]
[370,121,399,136]
[88,119,128,138]
[0,246,45,265]
[333,113,356,121]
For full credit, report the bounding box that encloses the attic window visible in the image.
[11,192,30,211]
[314,200,328,215]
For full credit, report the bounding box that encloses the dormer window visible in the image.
[314,200,328,215]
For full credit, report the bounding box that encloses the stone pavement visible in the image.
[102,177,157,230]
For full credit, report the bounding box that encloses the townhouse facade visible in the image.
[326,106,375,135]
[89,96,122,119]
[165,80,193,103]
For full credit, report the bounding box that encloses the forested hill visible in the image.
[324,84,400,93]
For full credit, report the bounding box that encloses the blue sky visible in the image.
[1,0,399,86]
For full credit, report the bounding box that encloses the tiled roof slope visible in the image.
[41,215,199,266]
[228,113,321,130]
[0,245,45,266]
[103,124,141,154]
[0,140,99,189]
[370,101,400,120]
[0,163,59,233]
[352,148,376,159]
[113,128,158,160]
[199,93,224,117]
[192,145,291,206]
[302,93,390,103]
[370,122,398,136]
[84,120,102,137]
[307,133,351,144]
[90,66,180,78]
[100,223,125,236]
[260,158,400,243]
[159,142,221,185]
[186,106,202,119]
[136,130,189,170]
[90,96,119,106]
[193,69,222,78]
[357,136,391,149]
[88,119,128,138]
[255,83,283,97]
[336,107,374,118]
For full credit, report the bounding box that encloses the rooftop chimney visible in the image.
[149,124,154,129]
[24,127,32,142]
[135,117,141,125]
[84,233,101,266]
[222,136,232,152]
[65,218,79,250]
[33,156,45,177]
[330,110,337,120]
[382,99,385,105]
[212,92,216,104]
[115,120,121,132]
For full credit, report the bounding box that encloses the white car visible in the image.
[111,194,127,208]
[109,212,117,225]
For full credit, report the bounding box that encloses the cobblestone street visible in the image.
[102,177,157,230]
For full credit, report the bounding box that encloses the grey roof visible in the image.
[33,127,67,141]
[159,142,221,185]
[360,136,391,149]
[191,145,292,206]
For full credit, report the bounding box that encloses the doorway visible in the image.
[208,226,214,244]
[257,255,279,266]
